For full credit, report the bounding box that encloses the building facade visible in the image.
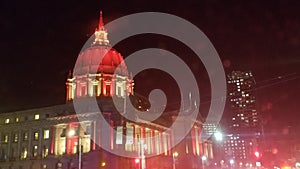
[0,12,213,169]
[219,71,262,165]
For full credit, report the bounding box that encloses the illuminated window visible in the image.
[14,133,18,142]
[34,114,39,120]
[34,132,39,140]
[42,146,49,158]
[33,145,38,157]
[15,117,19,123]
[44,130,50,139]
[4,134,9,143]
[21,147,27,160]
[23,132,28,141]
[5,118,10,124]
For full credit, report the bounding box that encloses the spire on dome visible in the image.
[98,11,104,29]
[93,11,109,45]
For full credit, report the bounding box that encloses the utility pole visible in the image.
[79,130,82,169]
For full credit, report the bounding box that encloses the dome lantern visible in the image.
[93,11,109,46]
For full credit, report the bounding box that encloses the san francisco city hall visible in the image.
[0,12,213,169]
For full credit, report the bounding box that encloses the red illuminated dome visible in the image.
[66,11,134,101]
[75,45,128,76]
[74,11,127,76]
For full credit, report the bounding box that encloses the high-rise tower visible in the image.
[227,71,259,132]
[221,71,261,162]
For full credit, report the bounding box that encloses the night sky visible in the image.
[0,0,300,135]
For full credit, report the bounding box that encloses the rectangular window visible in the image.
[14,133,18,142]
[106,84,111,96]
[4,134,9,143]
[34,114,40,120]
[5,118,10,124]
[33,145,38,157]
[11,148,16,159]
[20,147,27,160]
[42,146,49,158]
[44,129,50,139]
[81,86,86,96]
[15,117,19,123]
[1,149,7,160]
[93,85,98,96]
[23,132,28,141]
[34,132,39,140]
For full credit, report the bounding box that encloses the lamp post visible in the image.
[172,151,178,169]
[213,131,223,165]
[68,129,81,169]
[202,155,207,169]
[229,159,234,169]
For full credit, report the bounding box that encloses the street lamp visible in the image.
[68,129,76,137]
[214,131,223,141]
[202,155,207,169]
[229,159,234,169]
[68,129,81,169]
[172,151,179,169]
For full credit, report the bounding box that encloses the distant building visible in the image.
[202,123,218,138]
[220,71,261,164]
[227,71,259,132]
[0,11,212,169]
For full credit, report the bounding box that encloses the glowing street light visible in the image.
[173,152,179,157]
[254,151,261,158]
[68,129,81,169]
[202,155,207,169]
[68,129,75,137]
[214,131,223,141]
[173,151,179,169]
[229,159,234,169]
